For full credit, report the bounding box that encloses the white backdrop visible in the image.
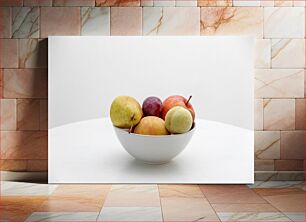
[48,36,254,183]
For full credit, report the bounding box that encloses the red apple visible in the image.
[161,95,195,121]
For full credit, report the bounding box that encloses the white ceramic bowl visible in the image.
[113,125,195,164]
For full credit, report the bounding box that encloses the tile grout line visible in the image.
[157,184,165,222]
[197,184,223,222]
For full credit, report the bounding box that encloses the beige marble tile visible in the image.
[143,7,200,35]
[233,0,260,6]
[96,0,140,6]
[161,197,219,221]
[255,39,271,68]
[0,131,47,159]
[12,7,39,38]
[261,0,274,6]
[19,39,47,68]
[295,99,305,130]
[255,160,274,171]
[255,131,280,160]
[255,99,263,130]
[0,99,16,130]
[0,39,18,68]
[255,69,304,98]
[280,130,304,159]
[41,7,80,38]
[23,0,52,6]
[103,185,160,207]
[159,185,203,198]
[198,0,232,6]
[263,99,295,130]
[27,159,48,171]
[176,0,197,6]
[0,159,27,171]
[200,7,263,37]
[274,0,293,6]
[275,160,304,171]
[272,39,305,68]
[141,0,153,6]
[0,7,11,38]
[111,7,142,35]
[154,0,175,6]
[53,0,95,6]
[81,7,110,36]
[264,7,305,38]
[17,99,40,130]
[3,69,47,99]
[40,99,48,130]
[0,0,22,6]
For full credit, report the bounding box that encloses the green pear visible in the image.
[110,96,143,128]
[165,106,193,134]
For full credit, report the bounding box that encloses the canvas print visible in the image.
[48,36,254,183]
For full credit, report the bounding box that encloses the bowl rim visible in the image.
[113,122,196,138]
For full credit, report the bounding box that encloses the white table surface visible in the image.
[49,118,254,184]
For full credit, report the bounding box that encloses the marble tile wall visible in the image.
[0,0,304,179]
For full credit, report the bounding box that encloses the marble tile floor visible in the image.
[0,181,304,221]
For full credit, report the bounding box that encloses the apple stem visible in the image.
[186,95,192,105]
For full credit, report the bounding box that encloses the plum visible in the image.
[142,96,163,117]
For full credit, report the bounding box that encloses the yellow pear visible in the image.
[110,96,142,128]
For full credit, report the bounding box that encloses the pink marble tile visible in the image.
[53,0,95,6]
[263,99,295,130]
[0,159,27,171]
[143,7,200,36]
[19,39,47,68]
[280,131,304,159]
[111,7,142,36]
[275,160,304,171]
[23,0,52,6]
[40,99,48,130]
[274,0,293,6]
[0,7,11,38]
[96,0,140,6]
[200,185,266,204]
[295,99,305,130]
[0,69,3,98]
[0,39,18,68]
[17,99,40,130]
[12,7,40,38]
[3,69,47,99]
[198,0,232,6]
[0,131,47,159]
[0,99,17,131]
[0,0,22,6]
[200,7,263,37]
[41,7,80,38]
[27,159,48,171]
